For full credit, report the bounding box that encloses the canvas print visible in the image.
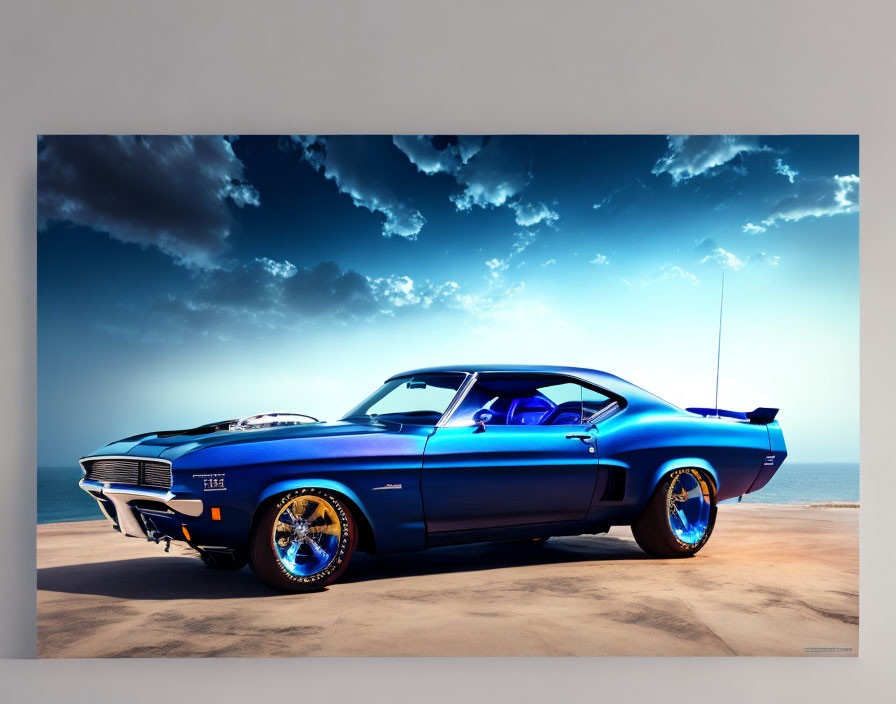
[37,135,858,656]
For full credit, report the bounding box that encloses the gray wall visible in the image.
[1,0,893,700]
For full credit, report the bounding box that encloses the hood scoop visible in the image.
[228,412,320,432]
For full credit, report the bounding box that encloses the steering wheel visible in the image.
[506,396,556,425]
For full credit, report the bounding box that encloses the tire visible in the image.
[199,549,248,571]
[631,468,717,558]
[249,489,358,592]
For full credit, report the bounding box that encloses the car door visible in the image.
[421,375,601,533]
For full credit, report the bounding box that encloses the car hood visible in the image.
[86,419,403,462]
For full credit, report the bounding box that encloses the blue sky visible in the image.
[37,135,859,466]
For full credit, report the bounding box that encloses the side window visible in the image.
[445,375,617,427]
[539,382,611,425]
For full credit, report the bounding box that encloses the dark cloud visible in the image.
[38,135,260,269]
[188,258,377,322]
[129,255,493,340]
[392,135,485,176]
[286,136,425,239]
[393,135,532,211]
[121,258,380,340]
[283,260,377,315]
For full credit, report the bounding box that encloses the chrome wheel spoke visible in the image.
[308,521,340,537]
[686,485,704,500]
[304,537,328,560]
[285,540,300,565]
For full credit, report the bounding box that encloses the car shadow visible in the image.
[341,535,648,584]
[37,555,279,600]
[37,535,648,601]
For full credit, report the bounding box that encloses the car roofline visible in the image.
[386,365,675,413]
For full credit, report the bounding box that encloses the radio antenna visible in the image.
[714,268,725,418]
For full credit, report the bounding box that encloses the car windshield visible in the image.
[342,373,467,426]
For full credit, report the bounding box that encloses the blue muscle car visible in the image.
[79,365,787,591]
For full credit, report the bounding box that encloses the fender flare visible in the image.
[649,458,719,498]
[254,478,378,544]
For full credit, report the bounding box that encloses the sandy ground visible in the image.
[36,504,858,657]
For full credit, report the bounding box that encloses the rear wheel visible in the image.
[631,468,716,557]
[249,489,357,591]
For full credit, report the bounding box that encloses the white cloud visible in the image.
[638,264,700,286]
[761,174,859,226]
[511,201,559,227]
[483,230,539,280]
[290,136,425,239]
[747,252,780,266]
[369,270,526,319]
[652,135,767,183]
[774,158,798,183]
[541,259,556,268]
[696,237,779,271]
[255,257,297,278]
[222,181,261,209]
[450,281,527,317]
[369,275,462,310]
[371,274,420,307]
[590,253,609,265]
[510,229,537,255]
[742,222,767,234]
[699,247,745,271]
[485,257,509,278]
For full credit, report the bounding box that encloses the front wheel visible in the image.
[631,468,717,557]
[249,489,357,591]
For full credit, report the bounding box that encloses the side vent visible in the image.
[601,467,626,502]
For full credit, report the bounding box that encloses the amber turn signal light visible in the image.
[181,525,192,541]
[211,507,222,521]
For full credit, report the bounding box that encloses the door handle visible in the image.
[565,432,592,440]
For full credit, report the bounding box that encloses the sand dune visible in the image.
[36,504,858,657]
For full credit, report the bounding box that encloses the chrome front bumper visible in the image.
[79,478,204,538]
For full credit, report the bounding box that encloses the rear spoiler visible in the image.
[686,406,779,425]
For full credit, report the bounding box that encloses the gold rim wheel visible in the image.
[272,495,342,577]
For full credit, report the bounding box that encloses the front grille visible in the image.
[83,458,172,490]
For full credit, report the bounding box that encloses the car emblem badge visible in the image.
[193,472,227,491]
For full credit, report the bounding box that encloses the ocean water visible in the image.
[36,461,859,525]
